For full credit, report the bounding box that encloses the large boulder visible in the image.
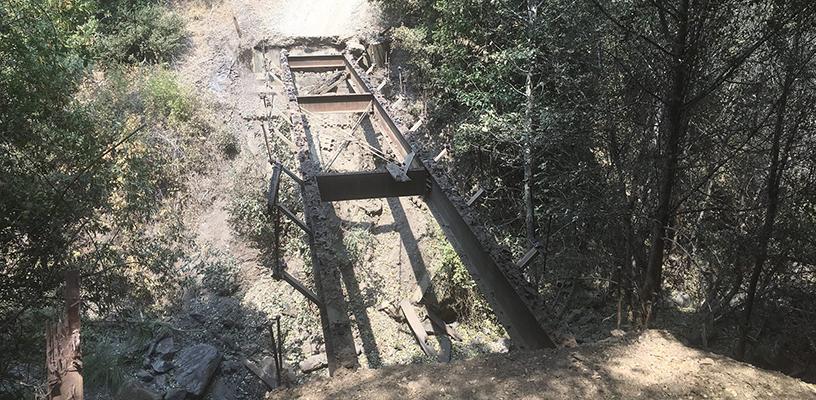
[298,354,328,373]
[174,344,222,397]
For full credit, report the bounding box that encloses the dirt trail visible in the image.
[273,330,816,400]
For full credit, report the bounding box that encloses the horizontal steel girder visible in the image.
[316,169,430,201]
[298,93,373,114]
[288,54,346,71]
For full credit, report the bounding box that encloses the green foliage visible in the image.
[0,0,208,396]
[145,70,194,123]
[94,2,186,64]
[83,340,128,393]
[431,238,492,323]
[198,249,241,296]
[343,227,374,264]
[227,162,276,244]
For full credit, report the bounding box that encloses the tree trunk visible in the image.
[736,70,794,360]
[641,0,691,325]
[523,0,538,247]
[47,270,83,400]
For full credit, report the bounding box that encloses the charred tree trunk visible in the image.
[641,0,691,325]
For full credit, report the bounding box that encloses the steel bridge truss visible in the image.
[273,51,555,373]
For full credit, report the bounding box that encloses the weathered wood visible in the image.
[515,246,540,269]
[399,300,434,356]
[433,148,448,162]
[310,71,348,95]
[367,40,387,68]
[426,309,463,342]
[466,187,485,207]
[262,121,296,151]
[47,270,83,400]
[409,272,432,303]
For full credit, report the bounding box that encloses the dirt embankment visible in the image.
[272,330,816,400]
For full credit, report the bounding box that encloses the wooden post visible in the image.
[367,40,387,68]
[47,270,83,400]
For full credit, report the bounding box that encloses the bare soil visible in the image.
[272,330,816,400]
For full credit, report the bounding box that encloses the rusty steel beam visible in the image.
[341,56,370,94]
[298,93,373,114]
[288,54,346,71]
[342,53,557,351]
[285,53,556,351]
[316,169,430,201]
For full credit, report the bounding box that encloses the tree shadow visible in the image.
[296,93,383,370]
[358,116,454,360]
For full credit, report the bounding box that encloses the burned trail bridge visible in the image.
[267,50,555,374]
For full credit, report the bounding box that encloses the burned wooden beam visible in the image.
[316,169,430,201]
[426,309,463,342]
[297,93,373,114]
[309,71,348,95]
[515,246,540,270]
[399,300,434,357]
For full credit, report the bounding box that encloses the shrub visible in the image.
[95,2,186,65]
[198,249,241,296]
[144,70,193,123]
[431,240,492,323]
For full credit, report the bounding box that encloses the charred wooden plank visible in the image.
[515,246,540,270]
[399,300,434,356]
[309,71,348,95]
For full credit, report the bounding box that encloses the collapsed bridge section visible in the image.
[276,50,555,373]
